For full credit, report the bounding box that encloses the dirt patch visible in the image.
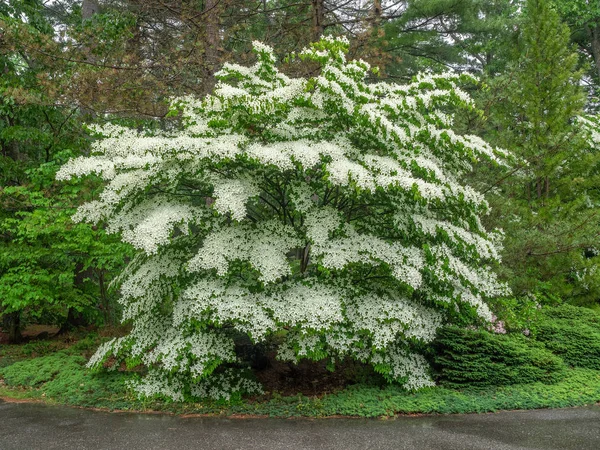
[0,324,59,344]
[253,352,380,398]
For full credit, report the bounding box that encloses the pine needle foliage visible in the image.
[433,326,565,387]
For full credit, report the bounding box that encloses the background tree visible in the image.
[551,0,600,97]
[374,0,519,78]
[0,0,131,342]
[470,0,600,304]
[2,1,516,119]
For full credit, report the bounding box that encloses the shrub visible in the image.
[433,326,565,387]
[0,352,86,387]
[534,305,600,369]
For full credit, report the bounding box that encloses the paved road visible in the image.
[1,400,599,450]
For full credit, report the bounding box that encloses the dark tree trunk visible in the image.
[80,0,100,119]
[58,308,88,334]
[312,0,325,40]
[81,0,100,20]
[98,269,112,325]
[372,0,382,26]
[58,262,91,334]
[588,24,600,81]
[3,311,22,344]
[203,0,220,94]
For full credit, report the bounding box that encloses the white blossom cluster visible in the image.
[306,208,425,289]
[187,220,302,283]
[190,369,264,401]
[61,37,511,401]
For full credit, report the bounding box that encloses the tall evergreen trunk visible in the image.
[588,24,600,81]
[203,0,220,94]
[372,0,382,26]
[58,263,91,334]
[58,308,88,334]
[98,269,112,326]
[81,0,100,20]
[312,0,325,40]
[80,0,100,119]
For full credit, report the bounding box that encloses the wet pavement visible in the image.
[0,400,599,449]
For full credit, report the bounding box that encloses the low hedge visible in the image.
[433,326,565,387]
[534,305,600,369]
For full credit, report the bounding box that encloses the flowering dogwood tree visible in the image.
[57,36,509,401]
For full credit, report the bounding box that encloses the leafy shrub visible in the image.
[66,332,101,353]
[20,340,60,357]
[0,352,83,387]
[316,368,600,416]
[534,305,600,369]
[432,326,565,387]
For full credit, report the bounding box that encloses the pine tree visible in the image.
[483,0,600,304]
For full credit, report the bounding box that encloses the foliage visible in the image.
[0,0,133,337]
[2,0,600,412]
[551,0,600,95]
[485,294,541,332]
[432,326,565,387]
[1,352,88,387]
[469,0,600,305]
[57,36,510,401]
[1,344,599,416]
[314,368,600,416]
[0,158,133,329]
[380,0,519,77]
[534,305,600,369]
[0,350,133,408]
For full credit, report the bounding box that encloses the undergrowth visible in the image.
[1,346,599,417]
[2,309,600,418]
[433,326,566,387]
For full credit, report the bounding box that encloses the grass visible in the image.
[2,340,600,417]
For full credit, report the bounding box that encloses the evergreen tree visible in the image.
[481,0,600,304]
[551,0,600,94]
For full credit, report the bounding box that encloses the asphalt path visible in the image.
[1,400,599,449]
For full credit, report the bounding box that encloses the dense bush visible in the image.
[433,326,565,387]
[534,305,600,369]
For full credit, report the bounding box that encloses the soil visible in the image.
[253,352,381,398]
[0,325,59,345]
